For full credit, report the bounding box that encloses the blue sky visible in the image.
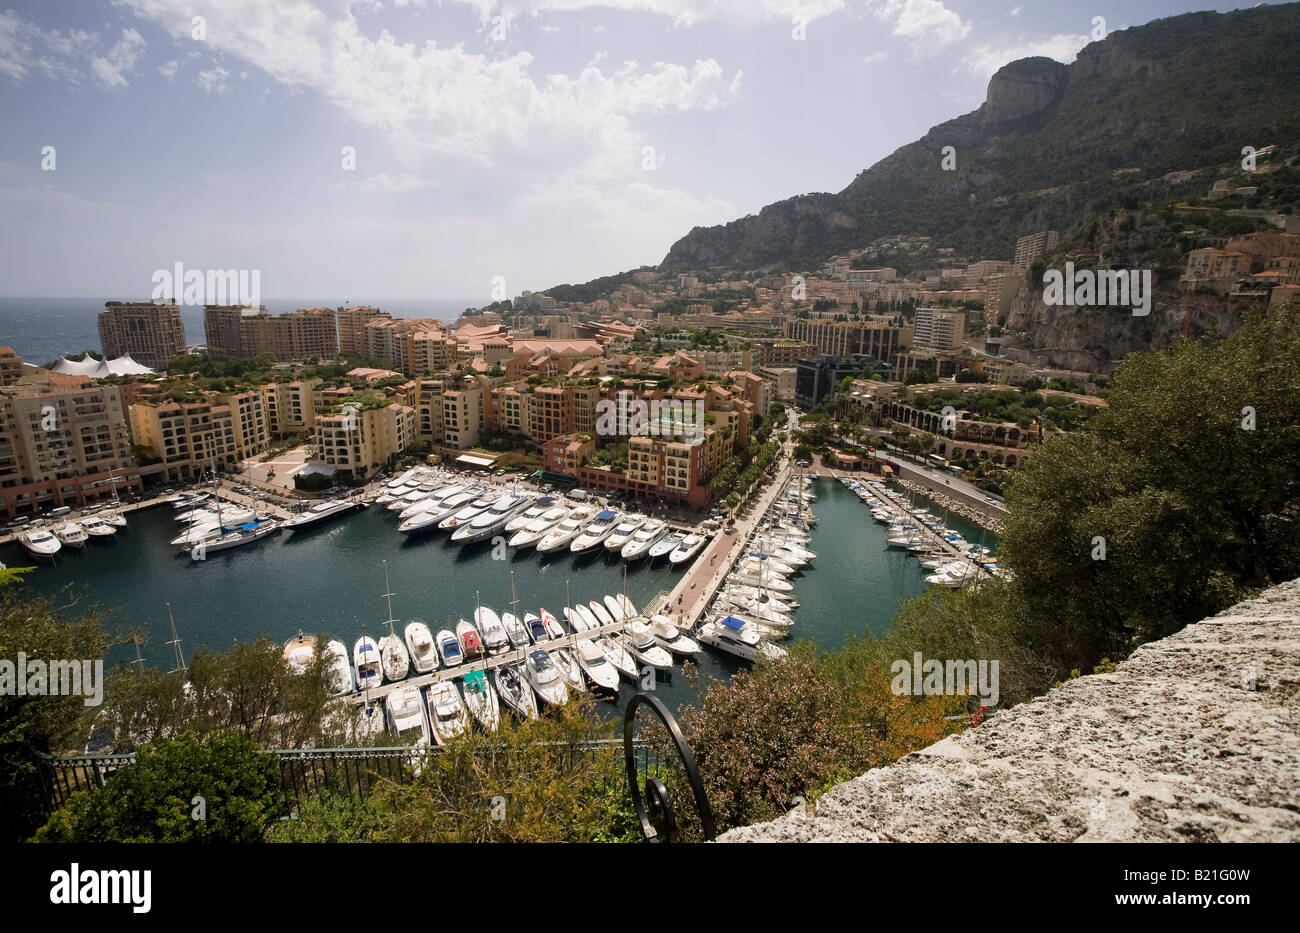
[0,0,1260,303]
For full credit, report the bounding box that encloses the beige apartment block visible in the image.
[337,306,390,359]
[313,402,417,478]
[204,305,339,361]
[98,301,188,370]
[130,399,241,480]
[261,379,321,436]
[0,380,135,516]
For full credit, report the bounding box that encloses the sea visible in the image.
[0,296,476,366]
[1,478,994,718]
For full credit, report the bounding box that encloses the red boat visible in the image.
[456,619,485,661]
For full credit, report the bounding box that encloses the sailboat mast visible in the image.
[132,634,145,674]
[166,602,186,673]
[381,559,397,635]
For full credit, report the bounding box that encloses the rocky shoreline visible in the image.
[894,478,1005,535]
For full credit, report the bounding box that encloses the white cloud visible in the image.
[961,32,1090,79]
[158,58,179,80]
[90,28,145,89]
[1010,5,1023,15]
[871,0,971,55]
[0,10,98,83]
[861,51,887,64]
[118,0,741,185]
[196,65,232,94]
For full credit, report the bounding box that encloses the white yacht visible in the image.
[472,606,509,655]
[647,614,701,655]
[425,681,470,746]
[437,495,497,533]
[603,514,646,551]
[507,502,569,548]
[524,649,569,706]
[282,631,318,674]
[569,509,621,553]
[622,620,674,671]
[19,527,62,559]
[53,522,88,549]
[501,611,530,650]
[451,492,533,543]
[80,515,118,539]
[535,504,596,553]
[697,615,788,662]
[575,639,620,694]
[668,533,708,565]
[283,498,359,531]
[504,496,559,534]
[648,531,683,560]
[387,684,432,748]
[621,519,666,560]
[404,621,438,674]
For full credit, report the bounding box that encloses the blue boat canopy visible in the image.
[536,496,555,505]
[595,509,616,519]
[720,616,746,630]
[529,649,548,661]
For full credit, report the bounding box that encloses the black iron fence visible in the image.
[34,739,661,818]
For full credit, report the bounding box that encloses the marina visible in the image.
[2,466,991,718]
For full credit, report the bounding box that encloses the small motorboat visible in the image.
[525,612,550,645]
[668,533,707,565]
[474,606,510,655]
[19,527,61,559]
[588,600,616,627]
[404,620,438,674]
[353,636,382,691]
[501,611,530,650]
[647,531,682,560]
[575,639,620,694]
[539,608,565,639]
[386,684,431,749]
[53,522,88,549]
[494,662,539,720]
[436,628,463,667]
[456,619,484,661]
[622,620,673,671]
[426,681,470,746]
[525,649,569,706]
[550,646,586,692]
[596,636,638,681]
[461,670,501,732]
[324,639,353,694]
[648,614,701,655]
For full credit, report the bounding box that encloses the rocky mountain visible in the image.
[661,4,1300,273]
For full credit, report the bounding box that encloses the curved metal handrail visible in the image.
[622,692,715,842]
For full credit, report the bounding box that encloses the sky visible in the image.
[0,0,1264,303]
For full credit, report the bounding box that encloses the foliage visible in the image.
[0,581,112,841]
[32,732,280,842]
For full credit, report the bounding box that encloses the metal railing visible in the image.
[33,739,660,818]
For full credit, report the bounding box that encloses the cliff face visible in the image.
[659,3,1300,279]
[721,579,1300,843]
[980,57,1068,124]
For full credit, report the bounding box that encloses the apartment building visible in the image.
[312,402,417,479]
[0,379,137,518]
[130,399,241,481]
[758,366,797,402]
[204,305,339,361]
[262,379,321,436]
[361,317,452,375]
[0,347,23,387]
[441,383,484,450]
[336,306,389,359]
[217,390,270,460]
[1013,230,1060,272]
[98,301,187,370]
[912,307,966,350]
[783,319,907,361]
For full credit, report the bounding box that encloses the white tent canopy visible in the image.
[52,353,155,378]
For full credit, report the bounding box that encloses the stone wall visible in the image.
[722,579,1300,842]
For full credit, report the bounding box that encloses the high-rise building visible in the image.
[98,301,187,369]
[1013,230,1060,272]
[912,307,966,350]
[337,306,389,359]
[782,319,906,361]
[204,306,339,361]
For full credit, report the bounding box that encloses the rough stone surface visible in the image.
[722,580,1300,842]
[981,57,1069,123]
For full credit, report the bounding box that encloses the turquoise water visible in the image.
[3,478,991,716]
